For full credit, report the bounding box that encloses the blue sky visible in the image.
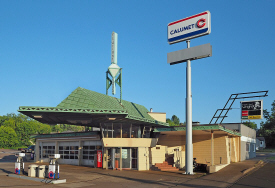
[0,1,274,128]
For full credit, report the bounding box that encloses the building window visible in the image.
[42,145,55,158]
[246,143,250,152]
[131,125,140,138]
[253,144,256,152]
[82,145,102,160]
[59,145,79,159]
[122,124,130,138]
[143,127,151,138]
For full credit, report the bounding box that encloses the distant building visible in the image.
[256,137,266,150]
[223,123,256,160]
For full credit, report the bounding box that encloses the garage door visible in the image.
[40,142,55,160]
[82,141,102,166]
[58,141,79,165]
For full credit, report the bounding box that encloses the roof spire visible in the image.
[106,32,122,104]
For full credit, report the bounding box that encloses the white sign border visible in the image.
[168,11,211,44]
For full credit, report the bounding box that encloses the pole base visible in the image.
[182,172,195,175]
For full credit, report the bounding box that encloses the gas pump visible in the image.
[48,154,60,179]
[15,153,25,175]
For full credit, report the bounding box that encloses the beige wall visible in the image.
[138,147,150,170]
[157,133,234,167]
[229,137,240,163]
[102,138,158,147]
[150,145,166,165]
[147,112,166,123]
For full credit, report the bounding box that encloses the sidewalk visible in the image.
[1,149,264,187]
[4,160,261,188]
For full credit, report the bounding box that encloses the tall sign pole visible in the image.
[185,40,193,174]
[167,11,211,175]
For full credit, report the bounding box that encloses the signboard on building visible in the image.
[168,11,211,44]
[241,100,263,120]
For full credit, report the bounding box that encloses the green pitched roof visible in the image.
[57,87,155,121]
[19,87,168,126]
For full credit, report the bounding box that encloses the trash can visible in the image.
[38,165,46,178]
[28,164,38,177]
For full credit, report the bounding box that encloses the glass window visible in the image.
[143,127,151,138]
[103,123,113,138]
[132,148,137,158]
[122,124,130,138]
[113,124,121,138]
[131,125,140,138]
[246,143,250,152]
[39,146,41,159]
[60,143,79,160]
[89,146,95,150]
[41,145,55,158]
[83,146,89,150]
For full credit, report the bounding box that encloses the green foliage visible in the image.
[243,121,257,130]
[258,101,275,147]
[166,115,182,126]
[0,113,85,148]
[0,126,19,148]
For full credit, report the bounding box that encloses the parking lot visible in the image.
[1,149,275,188]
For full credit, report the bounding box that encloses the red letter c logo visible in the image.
[197,18,206,28]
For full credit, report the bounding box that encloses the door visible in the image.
[122,148,131,169]
[59,141,79,165]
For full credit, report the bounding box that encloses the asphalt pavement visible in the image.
[1,149,275,188]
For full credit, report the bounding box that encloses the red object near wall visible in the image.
[97,150,102,168]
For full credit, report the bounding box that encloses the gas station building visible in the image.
[19,87,256,173]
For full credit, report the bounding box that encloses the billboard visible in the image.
[241,100,263,120]
[168,11,211,44]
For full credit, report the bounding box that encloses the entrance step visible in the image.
[151,161,179,171]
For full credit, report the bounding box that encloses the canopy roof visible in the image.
[19,87,168,127]
[154,124,241,137]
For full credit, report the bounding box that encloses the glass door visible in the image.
[122,148,131,169]
[107,148,113,169]
[131,148,138,169]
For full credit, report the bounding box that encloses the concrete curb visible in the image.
[8,174,66,184]
[242,160,264,175]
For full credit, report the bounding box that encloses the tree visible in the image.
[258,100,275,147]
[171,115,180,125]
[242,121,257,130]
[0,126,19,148]
[166,115,181,126]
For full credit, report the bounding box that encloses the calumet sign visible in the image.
[168,11,211,44]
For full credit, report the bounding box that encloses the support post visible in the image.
[211,130,214,166]
[106,149,108,170]
[185,40,193,175]
[120,69,122,104]
[120,147,122,171]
